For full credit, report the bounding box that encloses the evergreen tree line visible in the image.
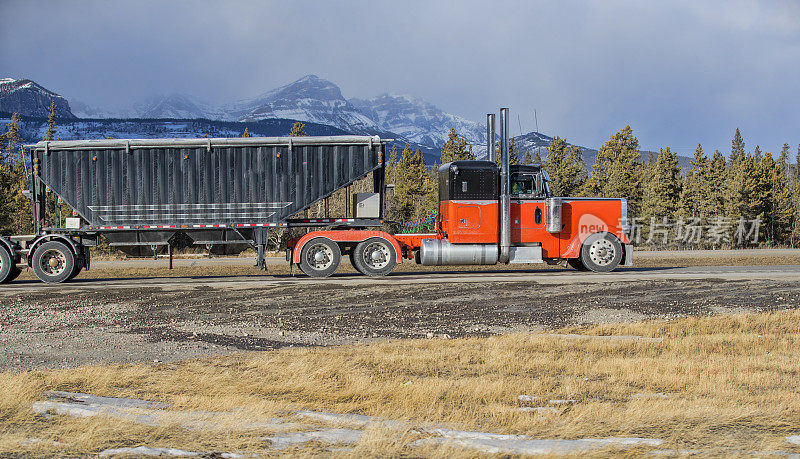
[388,125,800,248]
[3,110,800,249]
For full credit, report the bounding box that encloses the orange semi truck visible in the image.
[1,108,630,284]
[287,108,632,277]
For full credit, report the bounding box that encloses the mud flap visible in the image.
[623,244,634,266]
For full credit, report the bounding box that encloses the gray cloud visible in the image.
[1,0,798,155]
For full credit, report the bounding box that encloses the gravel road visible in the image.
[2,252,799,372]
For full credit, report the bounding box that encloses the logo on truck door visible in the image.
[87,202,293,222]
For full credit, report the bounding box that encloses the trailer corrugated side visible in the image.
[31,136,384,228]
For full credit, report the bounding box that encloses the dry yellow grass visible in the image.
[2,309,800,456]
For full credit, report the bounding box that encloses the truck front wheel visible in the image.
[298,237,341,278]
[32,241,76,284]
[352,237,397,277]
[579,233,623,273]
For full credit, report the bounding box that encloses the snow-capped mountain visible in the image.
[223,75,377,131]
[349,93,485,148]
[0,78,76,118]
[71,94,221,119]
[132,93,221,119]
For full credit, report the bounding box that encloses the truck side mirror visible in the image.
[546,197,562,233]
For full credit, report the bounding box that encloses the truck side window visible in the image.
[511,176,534,195]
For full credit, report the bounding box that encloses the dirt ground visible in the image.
[2,266,798,371]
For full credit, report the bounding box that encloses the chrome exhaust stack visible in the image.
[486,113,496,163]
[498,107,511,264]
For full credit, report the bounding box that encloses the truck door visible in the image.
[510,171,560,258]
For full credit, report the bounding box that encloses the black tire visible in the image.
[7,266,22,282]
[0,247,15,284]
[579,232,623,273]
[352,237,397,277]
[567,258,587,271]
[298,237,341,278]
[32,241,76,284]
[67,263,83,281]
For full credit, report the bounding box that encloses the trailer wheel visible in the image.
[352,238,397,277]
[579,232,623,273]
[32,241,76,284]
[298,237,341,278]
[67,263,83,281]
[0,247,18,284]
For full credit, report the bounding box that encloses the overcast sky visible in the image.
[2,0,799,155]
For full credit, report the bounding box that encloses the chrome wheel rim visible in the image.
[305,243,334,271]
[40,249,67,276]
[362,241,391,270]
[589,238,615,266]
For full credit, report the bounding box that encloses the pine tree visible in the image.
[523,150,533,164]
[395,143,434,221]
[708,150,727,217]
[679,143,711,219]
[241,127,250,138]
[440,128,474,163]
[724,129,750,221]
[544,136,587,196]
[583,126,643,215]
[44,101,57,141]
[290,122,305,137]
[640,147,681,224]
[793,144,800,246]
[730,128,745,165]
[771,144,794,244]
[0,114,31,234]
[494,137,521,166]
[532,150,541,164]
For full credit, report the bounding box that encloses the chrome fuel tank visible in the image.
[419,239,498,266]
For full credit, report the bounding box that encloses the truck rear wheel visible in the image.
[352,237,397,277]
[298,237,341,278]
[32,241,76,284]
[0,247,19,284]
[579,232,623,273]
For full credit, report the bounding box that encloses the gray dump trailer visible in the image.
[0,136,387,284]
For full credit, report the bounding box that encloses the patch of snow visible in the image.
[32,391,304,432]
[420,429,662,455]
[99,446,202,457]
[19,438,69,447]
[295,410,404,429]
[548,399,577,405]
[787,435,800,445]
[46,390,166,409]
[517,395,539,403]
[262,428,363,450]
